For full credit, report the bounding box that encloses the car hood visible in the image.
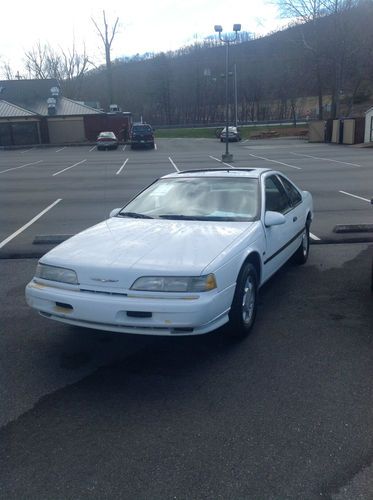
[41,217,257,288]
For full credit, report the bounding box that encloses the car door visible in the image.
[261,173,299,281]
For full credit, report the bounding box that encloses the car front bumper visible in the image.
[25,280,235,336]
[97,141,117,148]
[131,139,154,145]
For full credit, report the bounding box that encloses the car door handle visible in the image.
[293,216,298,222]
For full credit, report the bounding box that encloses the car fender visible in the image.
[203,232,266,291]
[302,191,314,221]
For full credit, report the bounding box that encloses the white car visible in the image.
[96,131,119,151]
[25,168,313,338]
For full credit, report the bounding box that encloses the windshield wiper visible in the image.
[118,212,154,219]
[158,214,247,221]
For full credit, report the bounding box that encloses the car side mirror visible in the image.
[264,211,286,227]
[109,208,121,218]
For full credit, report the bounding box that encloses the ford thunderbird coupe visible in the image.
[25,168,313,338]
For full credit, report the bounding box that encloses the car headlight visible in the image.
[35,263,78,285]
[130,274,217,292]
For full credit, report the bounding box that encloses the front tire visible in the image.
[227,263,258,338]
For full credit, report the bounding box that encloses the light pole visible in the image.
[214,24,241,162]
[234,63,238,129]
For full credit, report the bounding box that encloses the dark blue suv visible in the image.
[130,123,155,149]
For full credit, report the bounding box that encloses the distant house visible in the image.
[0,79,131,146]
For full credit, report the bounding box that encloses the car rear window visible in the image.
[132,126,152,132]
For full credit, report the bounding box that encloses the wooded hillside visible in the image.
[14,1,373,125]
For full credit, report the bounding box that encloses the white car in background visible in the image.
[96,131,119,150]
[25,168,313,338]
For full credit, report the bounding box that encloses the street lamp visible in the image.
[214,23,241,162]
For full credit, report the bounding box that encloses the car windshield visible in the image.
[119,177,259,221]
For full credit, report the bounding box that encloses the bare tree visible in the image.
[24,42,55,79]
[23,41,91,97]
[0,60,19,80]
[91,11,120,106]
[59,42,91,98]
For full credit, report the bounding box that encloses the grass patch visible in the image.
[155,124,308,140]
[155,127,218,139]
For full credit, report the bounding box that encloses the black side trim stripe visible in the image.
[264,228,304,265]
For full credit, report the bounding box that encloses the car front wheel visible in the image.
[227,263,258,338]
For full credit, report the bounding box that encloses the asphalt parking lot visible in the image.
[1,138,372,499]
[1,137,373,257]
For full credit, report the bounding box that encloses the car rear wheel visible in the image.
[294,221,310,265]
[227,263,258,338]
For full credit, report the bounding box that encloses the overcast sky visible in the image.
[0,0,288,78]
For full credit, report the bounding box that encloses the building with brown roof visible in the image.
[0,79,131,146]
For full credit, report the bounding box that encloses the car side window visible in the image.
[279,176,302,206]
[265,176,292,214]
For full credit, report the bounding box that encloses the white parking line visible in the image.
[0,160,43,174]
[55,147,66,153]
[169,157,179,172]
[339,190,371,203]
[249,153,301,170]
[122,145,127,151]
[0,199,62,249]
[53,159,87,176]
[116,158,129,175]
[20,148,34,154]
[310,233,321,241]
[155,143,157,150]
[291,152,361,167]
[208,155,233,168]
[89,145,96,152]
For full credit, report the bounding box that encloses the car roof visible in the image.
[162,168,272,179]
[98,131,116,135]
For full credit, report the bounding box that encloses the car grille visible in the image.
[80,288,128,297]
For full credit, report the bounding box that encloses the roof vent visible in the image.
[109,104,120,112]
[47,97,57,115]
[50,86,60,98]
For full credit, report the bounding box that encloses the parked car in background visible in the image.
[25,168,313,339]
[220,126,241,142]
[130,123,155,149]
[96,131,119,151]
